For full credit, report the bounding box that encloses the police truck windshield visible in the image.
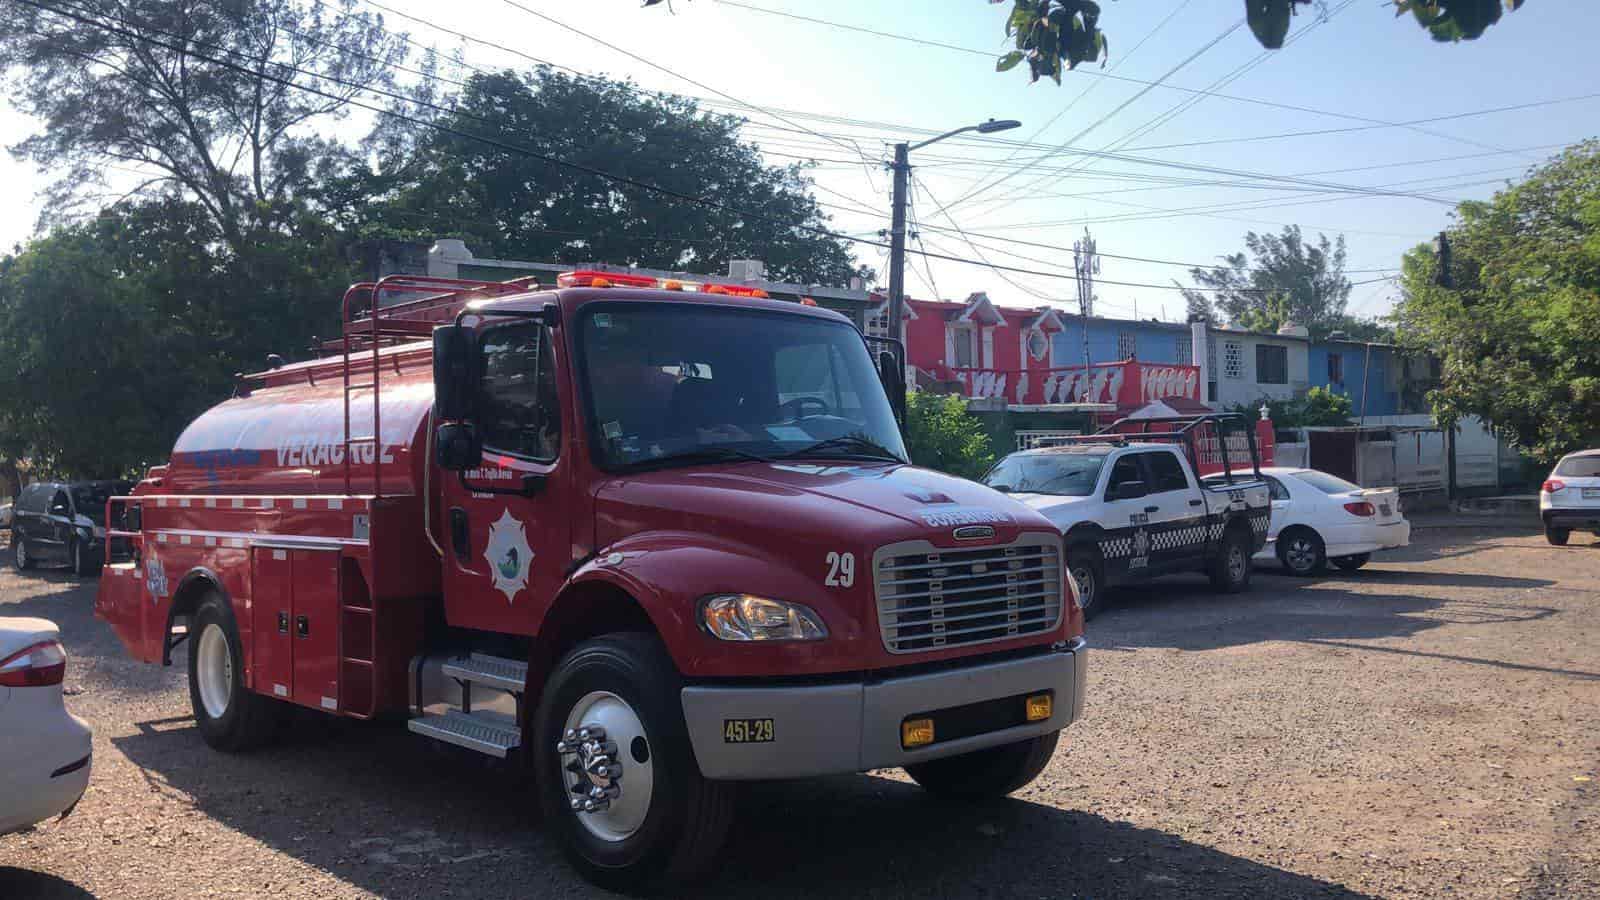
[579,304,907,469]
[984,450,1108,496]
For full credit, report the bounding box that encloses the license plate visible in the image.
[722,718,774,743]
[1584,488,1600,499]
[1379,503,1392,516]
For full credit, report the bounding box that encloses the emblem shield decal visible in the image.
[484,508,535,603]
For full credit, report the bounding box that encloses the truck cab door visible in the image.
[1099,453,1155,581]
[439,321,572,636]
[1140,449,1209,571]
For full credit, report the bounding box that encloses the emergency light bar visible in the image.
[557,269,770,298]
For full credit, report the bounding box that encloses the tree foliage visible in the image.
[342,69,867,285]
[1229,385,1353,428]
[1394,141,1600,462]
[0,0,404,254]
[0,200,349,478]
[904,392,997,481]
[989,1,1528,84]
[1181,226,1372,339]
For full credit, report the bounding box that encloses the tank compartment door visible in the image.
[250,548,295,701]
[290,549,342,712]
[249,546,342,711]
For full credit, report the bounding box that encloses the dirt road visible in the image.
[3,522,1597,898]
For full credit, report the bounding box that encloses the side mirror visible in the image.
[1111,480,1148,501]
[435,422,483,471]
[878,349,905,425]
[433,325,478,421]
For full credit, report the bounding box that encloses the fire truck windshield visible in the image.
[579,303,908,470]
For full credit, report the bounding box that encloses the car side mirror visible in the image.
[878,349,905,427]
[1111,480,1148,501]
[435,422,483,471]
[433,325,479,422]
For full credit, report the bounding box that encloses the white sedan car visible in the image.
[0,617,92,835]
[1540,449,1600,545]
[1211,467,1410,575]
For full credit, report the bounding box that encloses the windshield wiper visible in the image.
[635,446,774,468]
[781,434,905,463]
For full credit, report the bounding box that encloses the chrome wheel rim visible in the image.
[15,540,27,567]
[1071,564,1096,611]
[1284,538,1316,572]
[196,623,233,720]
[1228,544,1248,581]
[559,691,654,842]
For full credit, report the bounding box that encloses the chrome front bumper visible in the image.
[680,639,1086,780]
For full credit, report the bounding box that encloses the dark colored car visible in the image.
[10,480,132,576]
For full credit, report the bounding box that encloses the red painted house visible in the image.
[868,293,1202,413]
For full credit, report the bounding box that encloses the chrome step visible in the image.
[407,710,521,758]
[441,653,528,693]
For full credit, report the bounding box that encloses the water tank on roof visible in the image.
[1277,322,1310,338]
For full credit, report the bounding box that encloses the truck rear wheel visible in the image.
[1546,527,1570,546]
[534,633,734,891]
[904,731,1060,798]
[188,595,282,752]
[1209,525,1253,593]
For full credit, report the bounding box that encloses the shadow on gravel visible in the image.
[113,719,1369,899]
[0,867,97,899]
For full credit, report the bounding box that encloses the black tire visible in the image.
[534,633,735,891]
[1276,527,1326,577]
[188,595,282,752]
[1332,553,1370,571]
[1546,527,1570,546]
[1067,543,1107,621]
[1209,524,1254,593]
[12,535,33,571]
[70,538,97,577]
[904,731,1060,798]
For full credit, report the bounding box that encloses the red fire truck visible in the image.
[96,271,1086,887]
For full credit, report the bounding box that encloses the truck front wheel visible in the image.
[904,731,1060,798]
[188,595,282,752]
[1066,544,1106,620]
[534,634,734,891]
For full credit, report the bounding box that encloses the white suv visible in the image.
[1540,450,1600,546]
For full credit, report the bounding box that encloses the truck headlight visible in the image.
[699,594,827,642]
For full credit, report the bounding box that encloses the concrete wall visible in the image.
[1308,342,1400,418]
[1208,331,1309,410]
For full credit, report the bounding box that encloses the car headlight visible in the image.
[699,594,828,642]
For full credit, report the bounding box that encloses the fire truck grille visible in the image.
[873,536,1063,654]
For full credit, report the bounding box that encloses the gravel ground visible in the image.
[2,520,1597,899]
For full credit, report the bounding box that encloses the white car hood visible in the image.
[1008,492,1094,524]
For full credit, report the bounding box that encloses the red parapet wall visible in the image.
[946,360,1201,407]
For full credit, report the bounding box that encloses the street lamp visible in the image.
[886,119,1021,353]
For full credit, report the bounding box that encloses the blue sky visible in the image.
[3,0,1596,323]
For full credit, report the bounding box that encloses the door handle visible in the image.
[295,615,309,638]
[1189,499,1204,506]
[449,507,470,562]
[277,612,290,634]
[1144,505,1160,513]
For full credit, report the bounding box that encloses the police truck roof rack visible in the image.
[1036,412,1262,484]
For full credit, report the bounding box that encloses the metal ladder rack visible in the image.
[337,275,536,497]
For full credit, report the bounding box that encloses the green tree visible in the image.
[986,1,1526,84]
[1181,226,1369,338]
[904,392,997,480]
[1230,386,1353,428]
[0,199,349,478]
[0,0,404,254]
[1394,141,1600,462]
[341,69,866,285]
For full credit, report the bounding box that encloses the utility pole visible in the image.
[885,120,1021,349]
[1073,229,1099,400]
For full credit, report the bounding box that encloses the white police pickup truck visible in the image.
[983,414,1271,618]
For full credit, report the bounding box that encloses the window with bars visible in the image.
[1116,330,1136,359]
[1175,336,1192,365]
[1223,341,1244,379]
[1255,344,1287,384]
[865,305,891,340]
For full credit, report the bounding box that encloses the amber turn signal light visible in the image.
[901,718,935,749]
[1025,693,1053,722]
